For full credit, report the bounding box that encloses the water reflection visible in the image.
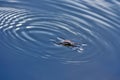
[0,0,120,64]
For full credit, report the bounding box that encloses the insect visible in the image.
[50,38,87,52]
[57,40,79,47]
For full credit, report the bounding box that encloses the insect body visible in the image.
[58,40,78,47]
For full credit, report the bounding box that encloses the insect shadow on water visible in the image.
[50,37,87,53]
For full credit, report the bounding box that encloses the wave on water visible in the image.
[0,0,120,64]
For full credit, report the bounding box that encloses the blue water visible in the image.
[0,0,120,80]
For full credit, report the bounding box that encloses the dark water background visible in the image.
[0,0,120,80]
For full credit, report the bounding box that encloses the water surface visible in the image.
[0,0,120,80]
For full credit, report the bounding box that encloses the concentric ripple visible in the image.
[0,0,120,64]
